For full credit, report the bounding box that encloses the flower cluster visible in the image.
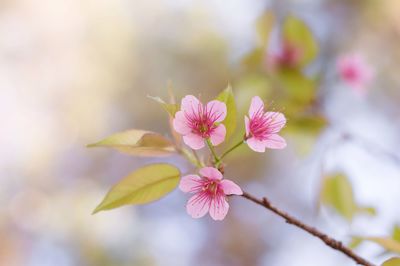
[173,95,286,220]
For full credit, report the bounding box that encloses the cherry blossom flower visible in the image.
[337,54,373,95]
[245,96,286,152]
[173,95,227,150]
[179,167,242,221]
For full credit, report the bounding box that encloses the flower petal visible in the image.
[199,167,223,180]
[183,133,205,150]
[246,137,267,153]
[249,96,264,118]
[209,196,229,221]
[181,95,201,117]
[186,193,210,219]
[210,124,226,146]
[264,134,287,149]
[244,116,250,137]
[173,111,191,135]
[179,175,203,193]
[206,100,227,123]
[264,112,286,133]
[220,180,243,195]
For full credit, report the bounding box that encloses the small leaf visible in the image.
[93,164,180,214]
[87,130,176,157]
[366,237,400,254]
[382,258,400,266]
[321,173,357,221]
[285,115,327,136]
[256,11,275,47]
[148,95,179,117]
[216,85,237,141]
[349,237,364,249]
[283,16,318,67]
[393,225,400,242]
[277,69,316,105]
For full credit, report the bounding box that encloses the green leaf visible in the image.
[321,173,357,221]
[148,95,179,117]
[277,69,316,105]
[216,85,237,141]
[87,129,176,157]
[256,11,275,47]
[285,115,327,136]
[382,258,400,266]
[349,237,364,249]
[320,173,375,221]
[93,164,180,214]
[393,225,400,242]
[283,16,319,67]
[365,237,400,254]
[242,48,265,70]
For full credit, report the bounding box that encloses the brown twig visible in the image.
[240,191,376,266]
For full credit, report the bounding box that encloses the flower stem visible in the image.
[206,139,220,165]
[220,140,244,161]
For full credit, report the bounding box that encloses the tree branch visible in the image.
[240,191,376,266]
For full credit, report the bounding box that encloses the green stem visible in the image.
[220,140,244,161]
[206,138,220,165]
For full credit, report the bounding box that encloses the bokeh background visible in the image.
[2,0,400,265]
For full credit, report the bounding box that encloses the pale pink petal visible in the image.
[249,96,264,118]
[183,133,205,150]
[186,193,210,219]
[220,180,242,195]
[206,100,227,122]
[210,124,226,146]
[246,137,267,153]
[244,116,250,137]
[209,196,229,221]
[264,134,287,149]
[264,112,286,133]
[199,167,223,180]
[173,111,191,134]
[179,175,203,193]
[181,95,201,117]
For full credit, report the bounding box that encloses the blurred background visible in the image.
[1,0,400,265]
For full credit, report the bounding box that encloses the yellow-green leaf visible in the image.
[321,173,357,221]
[256,11,275,47]
[393,225,400,242]
[366,237,400,254]
[148,95,179,117]
[283,16,318,67]
[285,115,327,136]
[216,85,237,141]
[87,130,176,157]
[93,164,180,214]
[277,69,316,105]
[382,258,400,266]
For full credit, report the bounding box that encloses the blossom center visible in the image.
[249,108,283,140]
[203,180,220,196]
[185,104,221,138]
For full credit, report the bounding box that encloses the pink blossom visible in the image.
[173,95,227,150]
[245,96,286,152]
[179,167,242,220]
[267,42,302,70]
[337,54,373,95]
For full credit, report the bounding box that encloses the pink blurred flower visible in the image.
[267,42,302,70]
[337,54,373,95]
[245,96,286,152]
[179,167,242,221]
[173,95,227,150]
